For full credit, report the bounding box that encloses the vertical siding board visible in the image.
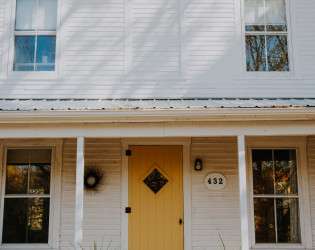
[191,137,241,249]
[60,138,122,249]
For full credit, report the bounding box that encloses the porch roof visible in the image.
[1,98,315,111]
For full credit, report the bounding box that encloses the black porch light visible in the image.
[194,158,202,171]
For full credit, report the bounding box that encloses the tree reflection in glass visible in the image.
[14,36,35,71]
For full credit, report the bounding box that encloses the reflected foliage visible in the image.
[2,198,50,243]
[267,35,289,71]
[252,150,300,244]
[246,35,266,71]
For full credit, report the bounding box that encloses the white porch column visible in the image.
[74,137,85,249]
[238,135,250,250]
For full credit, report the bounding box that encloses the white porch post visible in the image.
[74,137,85,249]
[238,135,250,250]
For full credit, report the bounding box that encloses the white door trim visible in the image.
[121,138,192,250]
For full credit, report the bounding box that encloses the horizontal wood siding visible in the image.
[130,0,180,77]
[307,136,315,247]
[0,0,314,98]
[60,138,122,249]
[191,137,241,249]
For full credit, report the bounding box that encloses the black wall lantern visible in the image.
[194,158,202,171]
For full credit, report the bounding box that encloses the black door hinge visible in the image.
[126,150,131,156]
[125,207,131,213]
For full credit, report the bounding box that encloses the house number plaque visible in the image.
[204,173,226,190]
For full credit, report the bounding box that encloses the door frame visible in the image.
[121,138,192,250]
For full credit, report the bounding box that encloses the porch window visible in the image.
[2,149,51,244]
[252,149,301,243]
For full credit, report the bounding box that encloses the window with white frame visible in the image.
[251,149,301,244]
[244,0,290,72]
[13,0,57,71]
[1,149,52,244]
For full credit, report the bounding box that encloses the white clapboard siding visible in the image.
[130,0,180,76]
[64,0,125,78]
[307,136,315,247]
[296,0,315,79]
[60,138,122,249]
[0,0,314,98]
[191,137,241,249]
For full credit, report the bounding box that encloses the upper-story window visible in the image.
[245,0,289,72]
[13,0,57,71]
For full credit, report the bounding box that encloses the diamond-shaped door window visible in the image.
[143,168,169,194]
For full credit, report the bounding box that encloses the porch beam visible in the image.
[74,136,85,249]
[238,135,250,250]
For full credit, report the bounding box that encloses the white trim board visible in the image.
[121,138,192,250]
[1,121,315,138]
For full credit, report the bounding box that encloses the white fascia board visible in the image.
[0,108,315,124]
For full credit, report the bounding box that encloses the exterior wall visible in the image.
[190,137,241,249]
[60,138,122,249]
[0,0,314,98]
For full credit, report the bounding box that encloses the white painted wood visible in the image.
[121,142,129,250]
[238,135,249,250]
[60,138,122,249]
[0,0,312,98]
[1,120,315,139]
[74,136,84,250]
[190,137,241,249]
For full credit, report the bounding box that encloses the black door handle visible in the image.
[179,218,183,225]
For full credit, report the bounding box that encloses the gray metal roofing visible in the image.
[0,98,315,111]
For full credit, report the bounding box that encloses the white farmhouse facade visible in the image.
[0,0,314,250]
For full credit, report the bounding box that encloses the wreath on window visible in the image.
[84,165,104,194]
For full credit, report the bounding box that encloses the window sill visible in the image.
[237,72,304,81]
[252,244,306,250]
[1,72,65,81]
[0,244,57,250]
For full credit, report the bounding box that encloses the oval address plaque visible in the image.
[204,173,226,190]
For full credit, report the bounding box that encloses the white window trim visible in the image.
[238,0,302,80]
[0,139,62,249]
[246,137,312,249]
[1,0,63,80]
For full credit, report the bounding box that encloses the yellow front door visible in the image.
[128,145,183,250]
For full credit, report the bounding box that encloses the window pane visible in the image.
[252,150,273,194]
[265,0,287,31]
[29,164,51,194]
[245,0,265,31]
[276,198,301,243]
[274,150,298,195]
[37,0,57,30]
[14,36,35,71]
[246,35,266,71]
[5,164,28,194]
[267,35,289,71]
[35,36,56,71]
[2,198,50,243]
[254,198,276,243]
[15,0,37,31]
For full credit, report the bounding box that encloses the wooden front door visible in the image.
[128,146,183,250]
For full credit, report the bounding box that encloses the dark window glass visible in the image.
[252,150,273,194]
[3,149,51,244]
[252,149,301,244]
[254,198,276,243]
[2,198,50,243]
